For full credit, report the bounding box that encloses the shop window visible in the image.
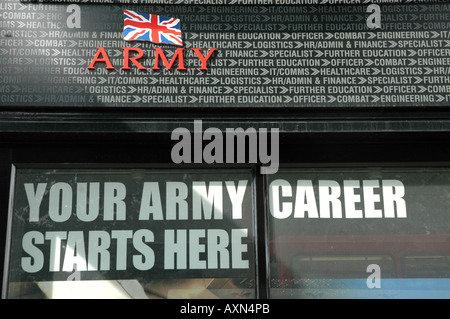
[268,168,450,299]
[3,167,256,299]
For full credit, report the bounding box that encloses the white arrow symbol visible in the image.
[227,59,237,67]
[408,49,417,57]
[367,32,377,39]
[128,86,137,94]
[431,31,440,38]
[408,59,417,66]
[424,67,433,75]
[280,87,288,94]
[190,96,198,103]
[148,77,158,85]
[295,42,303,49]
[133,96,141,103]
[321,59,330,66]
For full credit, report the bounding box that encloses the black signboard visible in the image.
[1,0,449,108]
[6,168,255,285]
[267,167,450,299]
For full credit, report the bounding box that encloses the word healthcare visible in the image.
[87,47,217,71]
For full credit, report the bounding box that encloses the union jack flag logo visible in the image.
[124,9,183,46]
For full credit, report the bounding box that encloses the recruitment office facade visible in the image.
[1,0,450,299]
